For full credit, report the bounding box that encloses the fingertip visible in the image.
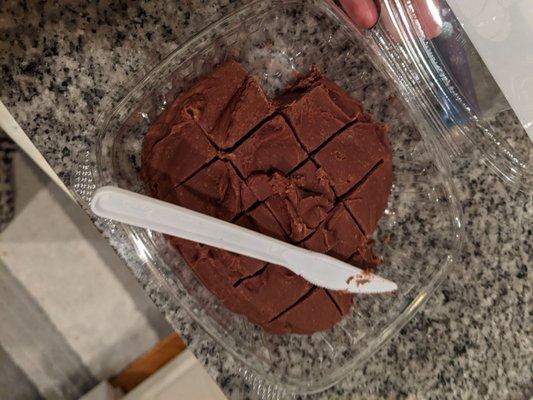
[340,0,380,29]
[412,0,443,39]
[424,23,442,39]
[359,12,380,30]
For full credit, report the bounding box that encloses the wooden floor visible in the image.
[110,333,186,393]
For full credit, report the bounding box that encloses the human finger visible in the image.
[339,0,380,29]
[411,0,442,39]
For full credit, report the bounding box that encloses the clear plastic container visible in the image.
[73,0,530,396]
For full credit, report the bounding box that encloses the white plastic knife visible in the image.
[90,186,397,294]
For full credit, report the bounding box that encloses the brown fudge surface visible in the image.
[246,160,334,242]
[313,122,389,196]
[279,64,365,152]
[141,60,245,158]
[347,241,382,270]
[235,264,312,325]
[142,117,216,199]
[303,204,367,261]
[344,156,393,235]
[266,288,345,335]
[164,159,255,221]
[235,203,287,241]
[229,115,307,179]
[177,60,248,132]
[140,61,392,335]
[206,76,274,149]
[172,237,267,287]
[172,238,264,316]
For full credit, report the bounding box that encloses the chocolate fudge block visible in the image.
[142,118,216,199]
[303,204,366,260]
[171,239,241,310]
[348,245,382,270]
[172,238,263,315]
[246,161,335,241]
[229,115,307,178]
[266,288,343,334]
[290,160,335,202]
[164,160,255,221]
[171,238,267,287]
[236,264,312,325]
[141,61,392,335]
[179,60,248,137]
[279,65,365,152]
[313,122,389,196]
[141,99,188,167]
[327,290,354,315]
[235,203,287,241]
[143,60,272,152]
[206,76,274,149]
[175,237,312,329]
[279,85,350,152]
[344,157,393,235]
[142,60,246,159]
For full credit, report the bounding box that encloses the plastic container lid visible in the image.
[371,0,532,191]
[445,0,533,141]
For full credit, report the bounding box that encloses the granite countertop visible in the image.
[1,1,531,398]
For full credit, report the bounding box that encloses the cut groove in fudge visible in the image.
[171,238,267,286]
[246,161,335,242]
[142,60,248,161]
[342,158,384,201]
[348,246,382,270]
[207,76,274,149]
[236,264,312,325]
[286,65,365,118]
[303,204,367,261]
[163,159,256,221]
[233,264,268,288]
[234,203,287,241]
[266,288,345,335]
[170,239,264,317]
[229,115,307,179]
[302,119,358,160]
[291,160,336,201]
[344,157,393,235]
[170,242,272,321]
[313,122,389,196]
[142,118,217,199]
[279,85,350,152]
[268,286,317,323]
[344,208,366,245]
[326,290,354,315]
[325,289,343,315]
[325,290,343,315]
[180,60,249,136]
[279,65,365,152]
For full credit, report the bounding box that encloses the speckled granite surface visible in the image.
[1,1,531,399]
